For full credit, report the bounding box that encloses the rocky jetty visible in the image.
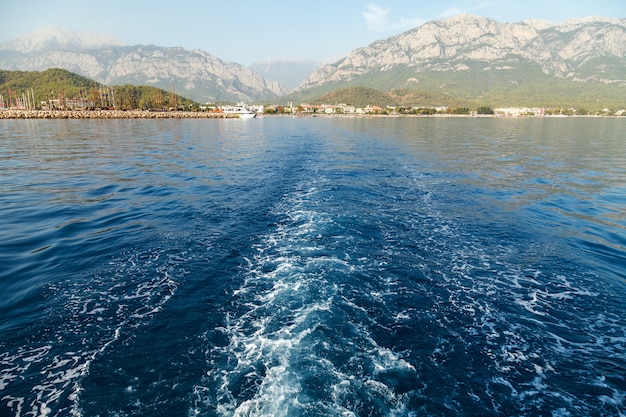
[0,110,241,119]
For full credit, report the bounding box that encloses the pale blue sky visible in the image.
[0,0,623,65]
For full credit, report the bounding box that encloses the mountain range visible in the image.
[292,15,626,108]
[0,26,287,103]
[299,15,626,88]
[1,16,625,107]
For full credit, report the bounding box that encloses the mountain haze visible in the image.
[0,25,124,53]
[250,59,324,90]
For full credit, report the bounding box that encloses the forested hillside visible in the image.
[0,68,196,110]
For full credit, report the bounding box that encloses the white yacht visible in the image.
[221,104,256,119]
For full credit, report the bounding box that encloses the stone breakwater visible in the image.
[0,110,240,119]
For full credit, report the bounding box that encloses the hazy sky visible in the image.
[0,0,623,65]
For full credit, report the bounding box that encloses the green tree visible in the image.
[452,107,470,115]
[477,106,494,114]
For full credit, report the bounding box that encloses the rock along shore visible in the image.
[0,110,240,119]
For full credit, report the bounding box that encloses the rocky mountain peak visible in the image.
[0,25,124,53]
[520,19,553,31]
[296,14,626,92]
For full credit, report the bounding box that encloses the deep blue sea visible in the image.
[1,117,625,417]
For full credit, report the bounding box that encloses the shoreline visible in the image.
[1,109,623,120]
[266,113,624,119]
[0,109,240,119]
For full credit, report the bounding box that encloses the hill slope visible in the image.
[0,68,195,110]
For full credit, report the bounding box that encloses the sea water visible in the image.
[1,117,625,416]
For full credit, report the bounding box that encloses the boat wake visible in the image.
[191,152,626,416]
[192,176,419,416]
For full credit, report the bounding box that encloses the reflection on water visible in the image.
[335,117,626,280]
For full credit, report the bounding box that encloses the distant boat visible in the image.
[221,104,256,119]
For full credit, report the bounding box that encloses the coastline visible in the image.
[266,113,624,119]
[0,109,240,119]
[1,109,623,120]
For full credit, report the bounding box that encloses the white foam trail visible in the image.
[192,178,420,416]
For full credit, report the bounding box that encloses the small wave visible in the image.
[0,245,184,417]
